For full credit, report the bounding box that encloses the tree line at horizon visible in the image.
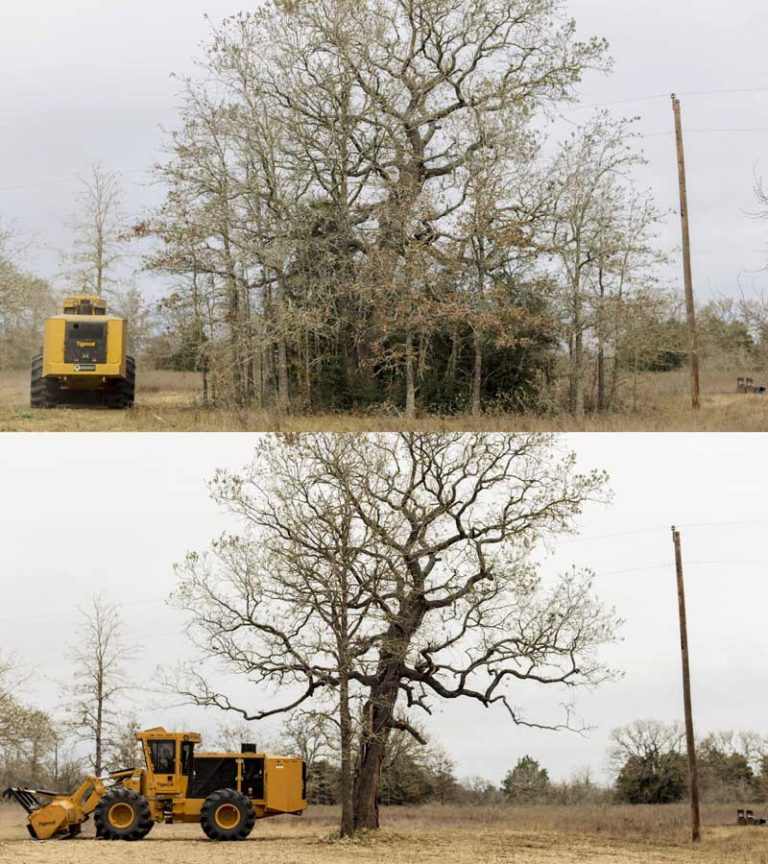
[3,656,765,810]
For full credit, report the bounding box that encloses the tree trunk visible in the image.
[596,270,607,412]
[352,718,385,830]
[95,690,103,775]
[277,338,289,412]
[596,342,606,412]
[417,332,428,383]
[445,326,459,395]
[569,283,585,418]
[352,600,425,831]
[404,329,416,418]
[229,286,243,407]
[275,271,290,413]
[608,354,620,407]
[570,328,584,418]
[242,280,255,405]
[303,330,313,411]
[338,672,354,838]
[471,329,483,416]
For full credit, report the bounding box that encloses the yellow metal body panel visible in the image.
[42,316,126,380]
[263,756,306,815]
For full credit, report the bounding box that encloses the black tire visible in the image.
[200,789,255,841]
[105,355,136,409]
[93,787,153,841]
[30,353,60,408]
[125,355,136,407]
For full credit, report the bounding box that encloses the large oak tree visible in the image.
[172,433,619,834]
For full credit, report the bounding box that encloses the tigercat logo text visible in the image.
[77,340,97,347]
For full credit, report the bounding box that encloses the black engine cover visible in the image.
[186,756,265,800]
[65,320,107,365]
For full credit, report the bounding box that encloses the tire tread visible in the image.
[200,788,255,841]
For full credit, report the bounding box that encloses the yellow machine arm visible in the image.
[3,773,134,840]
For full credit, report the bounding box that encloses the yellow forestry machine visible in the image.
[30,294,135,408]
[2,727,306,841]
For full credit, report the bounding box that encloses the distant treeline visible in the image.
[302,720,768,807]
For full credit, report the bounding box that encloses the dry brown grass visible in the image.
[2,367,768,431]
[2,802,768,863]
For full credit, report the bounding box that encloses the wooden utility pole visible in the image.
[672,95,701,410]
[671,526,701,842]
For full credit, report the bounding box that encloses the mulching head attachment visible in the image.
[1,787,55,814]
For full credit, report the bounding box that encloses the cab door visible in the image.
[145,738,184,795]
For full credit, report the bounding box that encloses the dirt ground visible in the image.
[2,803,768,864]
[2,367,768,432]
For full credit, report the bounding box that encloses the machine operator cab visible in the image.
[137,728,200,797]
[61,295,108,316]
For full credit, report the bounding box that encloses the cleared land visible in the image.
[2,367,768,432]
[1,803,767,864]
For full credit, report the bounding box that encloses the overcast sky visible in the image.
[1,432,767,784]
[1,0,768,300]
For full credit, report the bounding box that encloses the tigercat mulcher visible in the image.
[2,727,307,841]
[31,294,135,408]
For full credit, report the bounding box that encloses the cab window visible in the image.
[149,740,176,774]
[181,741,195,776]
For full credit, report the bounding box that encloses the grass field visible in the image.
[2,367,768,432]
[2,803,768,864]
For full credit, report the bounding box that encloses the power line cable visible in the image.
[567,85,768,112]
[600,559,768,577]
[561,519,768,544]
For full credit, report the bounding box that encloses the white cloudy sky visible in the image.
[1,0,767,299]
[1,433,767,784]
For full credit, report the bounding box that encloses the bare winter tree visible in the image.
[0,654,59,787]
[542,114,664,416]
[109,715,144,770]
[609,719,685,774]
[171,433,619,834]
[147,0,613,414]
[211,720,265,753]
[447,111,546,415]
[64,594,136,774]
[0,231,56,370]
[0,652,23,748]
[279,712,338,770]
[63,161,124,297]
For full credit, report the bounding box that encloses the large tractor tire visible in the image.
[94,787,153,841]
[200,789,255,841]
[105,355,136,409]
[30,353,60,408]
